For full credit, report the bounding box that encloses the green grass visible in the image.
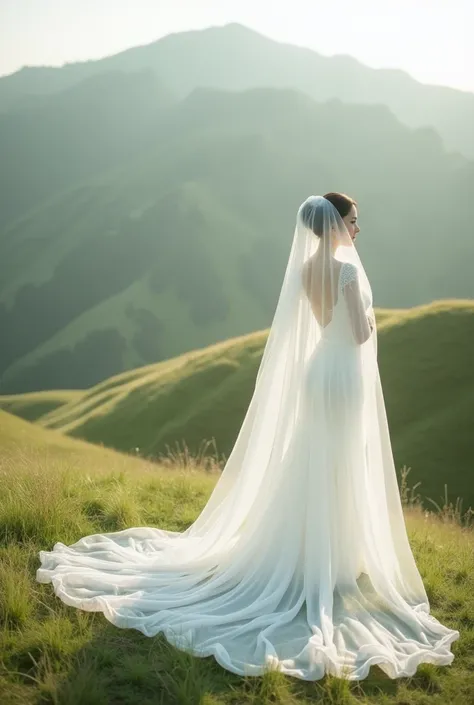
[376,299,474,515]
[0,389,81,423]
[2,299,474,514]
[0,409,472,704]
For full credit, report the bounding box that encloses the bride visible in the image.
[36,193,460,680]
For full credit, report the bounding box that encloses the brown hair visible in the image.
[323,192,357,219]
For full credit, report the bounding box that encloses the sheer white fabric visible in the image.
[36,196,459,680]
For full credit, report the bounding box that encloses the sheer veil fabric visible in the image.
[37,196,460,680]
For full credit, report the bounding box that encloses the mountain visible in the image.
[0,68,172,228]
[2,299,473,513]
[0,80,473,393]
[1,23,473,159]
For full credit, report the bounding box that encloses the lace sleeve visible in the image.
[340,263,372,345]
[339,262,359,291]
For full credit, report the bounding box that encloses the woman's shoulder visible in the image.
[339,261,359,289]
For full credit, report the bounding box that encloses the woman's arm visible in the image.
[342,272,373,345]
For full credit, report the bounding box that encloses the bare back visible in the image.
[302,256,342,328]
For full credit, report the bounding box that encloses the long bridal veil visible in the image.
[37,195,459,680]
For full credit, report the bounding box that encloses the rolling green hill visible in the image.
[0,406,156,477]
[2,299,473,513]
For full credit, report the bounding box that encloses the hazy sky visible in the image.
[1,0,472,93]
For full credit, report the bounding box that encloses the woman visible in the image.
[37,193,459,680]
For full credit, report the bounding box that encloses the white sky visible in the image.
[0,0,472,93]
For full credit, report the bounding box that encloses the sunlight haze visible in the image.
[0,0,472,93]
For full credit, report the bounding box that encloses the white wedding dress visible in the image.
[36,197,460,680]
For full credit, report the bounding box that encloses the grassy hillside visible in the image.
[2,299,473,513]
[0,389,80,422]
[0,408,472,704]
[377,300,474,514]
[0,407,172,484]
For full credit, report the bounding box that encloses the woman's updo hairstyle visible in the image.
[300,192,357,238]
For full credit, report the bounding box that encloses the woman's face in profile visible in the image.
[342,204,360,244]
[329,205,360,249]
[332,204,360,247]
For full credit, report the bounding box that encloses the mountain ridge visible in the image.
[0,22,472,157]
